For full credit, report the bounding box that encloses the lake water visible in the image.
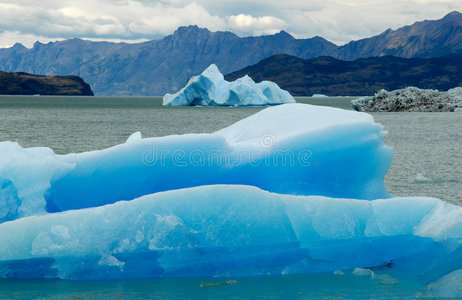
[0,96,461,299]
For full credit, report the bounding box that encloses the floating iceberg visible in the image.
[2,104,391,219]
[352,86,462,112]
[162,64,295,106]
[0,103,461,294]
[1,185,462,281]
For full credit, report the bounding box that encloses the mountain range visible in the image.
[225,53,462,96]
[0,11,460,96]
[334,11,462,60]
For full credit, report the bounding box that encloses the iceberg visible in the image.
[0,103,461,292]
[1,104,391,218]
[1,185,462,280]
[162,64,295,106]
[352,86,462,112]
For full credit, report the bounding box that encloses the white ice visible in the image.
[352,86,462,112]
[162,64,295,106]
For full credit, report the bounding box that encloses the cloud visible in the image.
[0,0,227,46]
[228,14,286,35]
[0,0,461,48]
[0,31,58,48]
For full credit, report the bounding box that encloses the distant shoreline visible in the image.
[0,71,94,96]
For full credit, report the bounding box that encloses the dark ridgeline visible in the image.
[224,53,462,96]
[0,71,94,96]
[0,11,460,96]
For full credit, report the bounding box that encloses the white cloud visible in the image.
[0,31,59,48]
[0,1,226,40]
[228,14,285,35]
[0,0,461,48]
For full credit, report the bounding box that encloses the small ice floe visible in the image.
[352,267,373,276]
[200,280,237,288]
[333,270,344,275]
[371,273,400,285]
[352,268,399,285]
[410,172,446,184]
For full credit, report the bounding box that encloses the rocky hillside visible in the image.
[335,11,462,60]
[0,71,94,96]
[225,53,462,96]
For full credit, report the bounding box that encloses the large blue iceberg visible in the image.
[1,104,391,219]
[162,64,295,106]
[0,103,461,296]
[1,184,462,281]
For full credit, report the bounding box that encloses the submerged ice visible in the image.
[163,64,295,106]
[0,103,460,295]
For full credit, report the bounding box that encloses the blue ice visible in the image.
[0,103,460,296]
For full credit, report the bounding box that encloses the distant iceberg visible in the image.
[163,64,295,106]
[352,86,462,112]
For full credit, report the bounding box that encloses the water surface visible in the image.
[0,95,460,299]
[0,95,459,204]
[0,272,424,300]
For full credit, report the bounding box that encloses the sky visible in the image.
[0,0,461,48]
